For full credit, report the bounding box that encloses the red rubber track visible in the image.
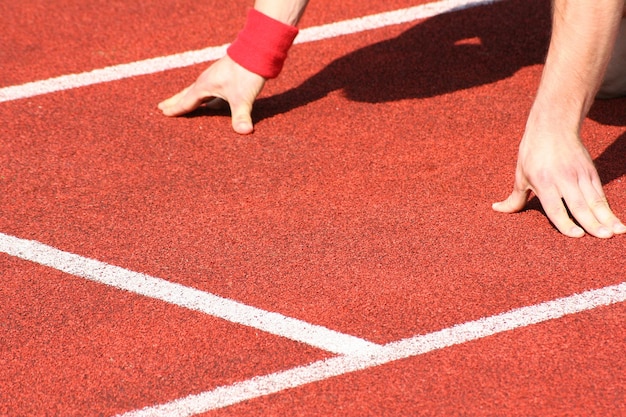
[1,0,625,416]
[0,0,423,87]
[1,255,328,416]
[212,303,626,416]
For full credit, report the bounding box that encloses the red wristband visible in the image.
[227,9,299,79]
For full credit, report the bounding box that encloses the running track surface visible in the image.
[1,0,625,416]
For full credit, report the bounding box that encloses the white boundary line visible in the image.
[0,0,499,103]
[0,232,380,355]
[4,235,621,416]
[118,281,626,416]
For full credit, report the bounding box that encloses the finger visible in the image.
[158,85,192,113]
[559,181,613,238]
[159,83,214,117]
[229,100,254,135]
[535,187,585,238]
[614,221,626,235]
[579,177,626,235]
[492,179,531,213]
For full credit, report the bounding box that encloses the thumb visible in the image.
[159,83,211,117]
[492,186,531,213]
[230,100,254,135]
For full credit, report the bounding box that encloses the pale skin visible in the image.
[159,0,626,238]
[492,0,626,238]
[158,0,310,134]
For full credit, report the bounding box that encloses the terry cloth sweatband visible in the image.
[227,8,299,79]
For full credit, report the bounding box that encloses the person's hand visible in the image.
[158,55,266,134]
[492,129,626,238]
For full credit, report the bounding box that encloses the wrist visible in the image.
[227,8,299,79]
[526,89,587,137]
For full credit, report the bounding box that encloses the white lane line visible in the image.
[0,45,226,104]
[0,0,500,103]
[0,232,381,355]
[118,282,626,417]
[294,0,498,44]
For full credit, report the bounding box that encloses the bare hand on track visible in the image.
[158,56,265,134]
[492,130,626,238]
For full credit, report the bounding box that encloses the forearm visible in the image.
[253,0,310,26]
[528,0,623,134]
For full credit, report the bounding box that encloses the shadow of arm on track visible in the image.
[251,0,551,123]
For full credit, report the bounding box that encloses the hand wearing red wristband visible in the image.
[159,5,305,134]
[227,8,299,79]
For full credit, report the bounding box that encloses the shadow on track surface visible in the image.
[254,0,551,112]
[258,0,626,188]
[595,130,626,185]
[186,0,550,122]
[590,98,626,187]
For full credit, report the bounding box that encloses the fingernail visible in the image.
[236,122,253,134]
[571,226,585,237]
[614,223,626,234]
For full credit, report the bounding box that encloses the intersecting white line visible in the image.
[0,0,500,103]
[117,281,626,416]
[0,232,381,355]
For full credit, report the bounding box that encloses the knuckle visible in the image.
[590,196,609,210]
[567,199,588,212]
[544,203,568,219]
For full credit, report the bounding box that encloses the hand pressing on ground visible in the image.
[158,55,265,134]
[159,4,304,134]
[494,0,626,238]
[493,129,626,238]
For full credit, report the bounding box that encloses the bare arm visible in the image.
[493,0,626,238]
[532,0,623,130]
[254,0,309,25]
